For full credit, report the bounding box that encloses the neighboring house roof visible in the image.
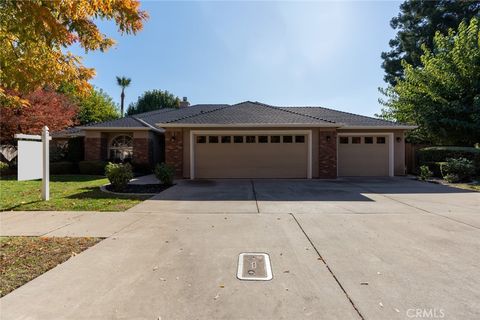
[59,101,413,137]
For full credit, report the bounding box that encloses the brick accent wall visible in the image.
[165,129,183,177]
[132,138,150,165]
[318,130,337,178]
[84,137,107,161]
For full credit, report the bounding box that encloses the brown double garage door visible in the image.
[191,132,392,178]
[193,133,309,179]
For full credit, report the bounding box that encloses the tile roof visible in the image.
[279,106,407,127]
[82,104,228,129]
[83,116,147,128]
[51,126,84,138]
[72,101,411,133]
[159,101,334,125]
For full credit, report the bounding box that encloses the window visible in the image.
[196,136,206,144]
[208,136,219,143]
[295,135,305,143]
[376,137,386,144]
[364,137,373,144]
[221,136,231,143]
[339,137,349,144]
[270,136,280,143]
[234,136,244,143]
[109,135,133,161]
[258,136,268,143]
[352,137,361,144]
[283,136,293,143]
[246,136,256,143]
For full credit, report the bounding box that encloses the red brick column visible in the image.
[318,130,337,178]
[84,137,107,161]
[133,138,150,165]
[165,129,183,177]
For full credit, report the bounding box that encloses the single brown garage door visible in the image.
[338,135,391,176]
[193,133,308,178]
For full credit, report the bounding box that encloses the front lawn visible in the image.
[0,236,101,297]
[0,175,149,211]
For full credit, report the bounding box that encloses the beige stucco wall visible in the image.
[84,130,148,139]
[85,130,134,143]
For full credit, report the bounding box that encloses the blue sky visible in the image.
[72,1,401,117]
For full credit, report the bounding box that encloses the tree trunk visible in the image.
[120,89,125,116]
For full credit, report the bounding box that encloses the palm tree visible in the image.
[116,76,131,116]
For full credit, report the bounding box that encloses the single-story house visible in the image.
[67,100,415,179]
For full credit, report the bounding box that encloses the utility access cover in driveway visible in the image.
[237,253,272,281]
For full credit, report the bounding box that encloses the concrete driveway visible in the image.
[1,177,479,320]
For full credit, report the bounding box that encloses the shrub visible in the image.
[420,162,444,177]
[154,162,174,186]
[105,162,133,191]
[418,165,433,181]
[78,160,107,175]
[417,147,480,174]
[50,161,76,174]
[0,161,9,175]
[440,158,475,183]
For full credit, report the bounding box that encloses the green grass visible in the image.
[0,175,149,211]
[0,236,101,297]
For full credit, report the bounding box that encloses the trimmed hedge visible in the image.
[50,161,77,174]
[417,147,480,175]
[78,160,107,175]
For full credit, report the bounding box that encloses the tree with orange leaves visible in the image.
[0,89,78,144]
[0,0,148,107]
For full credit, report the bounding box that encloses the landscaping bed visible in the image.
[0,236,101,297]
[105,183,172,194]
[0,175,149,211]
[433,178,480,192]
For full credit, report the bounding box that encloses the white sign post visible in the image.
[41,126,50,200]
[15,126,50,201]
